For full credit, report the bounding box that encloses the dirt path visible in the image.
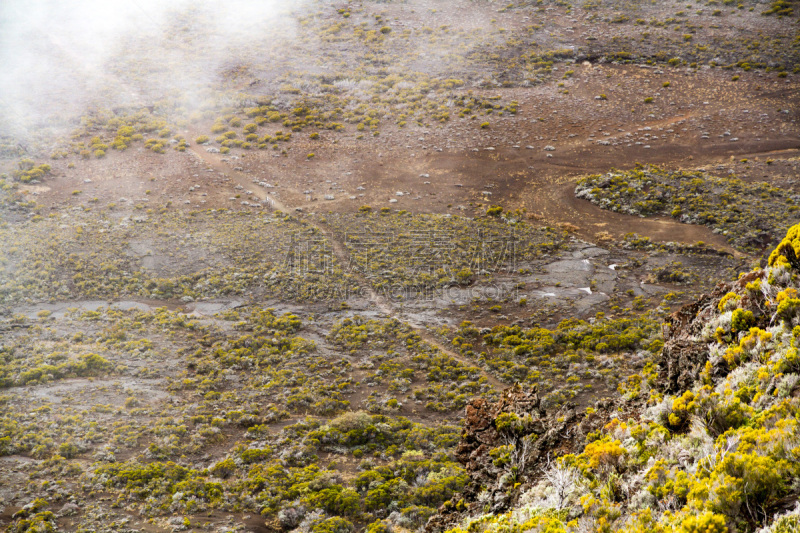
[187,144,291,213]
[188,142,510,390]
[534,178,741,255]
[184,120,796,388]
[186,129,784,390]
[448,140,800,255]
[415,326,508,391]
[316,222,509,390]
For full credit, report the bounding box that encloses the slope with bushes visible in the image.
[428,223,800,533]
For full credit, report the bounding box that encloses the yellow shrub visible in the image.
[776,288,798,303]
[718,292,741,312]
[669,390,696,429]
[768,223,800,268]
[580,437,626,471]
[679,511,727,533]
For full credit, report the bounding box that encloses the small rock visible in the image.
[58,503,80,517]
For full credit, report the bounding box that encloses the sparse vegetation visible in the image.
[576,165,798,253]
[0,0,798,531]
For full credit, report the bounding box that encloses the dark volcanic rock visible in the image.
[426,384,609,532]
[657,270,765,393]
[658,292,717,394]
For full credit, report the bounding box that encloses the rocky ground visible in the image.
[0,0,799,531]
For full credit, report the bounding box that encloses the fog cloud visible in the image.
[0,0,304,137]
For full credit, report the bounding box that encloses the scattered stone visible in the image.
[58,502,80,517]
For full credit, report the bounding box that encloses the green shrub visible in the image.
[311,517,354,533]
[495,412,523,433]
[730,309,755,332]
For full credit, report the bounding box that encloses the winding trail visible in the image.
[491,144,800,258]
[186,135,796,388]
[188,143,510,390]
